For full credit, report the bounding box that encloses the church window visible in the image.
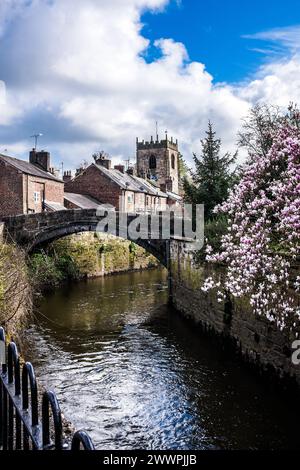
[149,155,156,169]
[171,154,175,169]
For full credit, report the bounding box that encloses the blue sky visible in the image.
[0,0,300,168]
[142,0,300,82]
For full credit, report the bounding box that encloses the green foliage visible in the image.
[178,152,189,179]
[183,121,237,219]
[0,242,31,332]
[55,255,80,280]
[129,241,137,255]
[195,215,228,263]
[99,243,114,254]
[29,253,64,290]
[29,234,160,290]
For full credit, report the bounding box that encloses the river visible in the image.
[26,268,299,450]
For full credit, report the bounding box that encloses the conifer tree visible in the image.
[183,121,237,219]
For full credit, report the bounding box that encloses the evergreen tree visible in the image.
[183,121,237,219]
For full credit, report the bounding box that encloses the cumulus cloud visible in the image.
[0,1,299,170]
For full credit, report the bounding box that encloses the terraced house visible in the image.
[64,154,169,212]
[0,149,65,218]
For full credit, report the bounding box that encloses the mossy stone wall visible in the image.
[170,239,300,389]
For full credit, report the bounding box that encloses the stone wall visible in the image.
[137,140,179,194]
[51,232,161,278]
[169,239,300,389]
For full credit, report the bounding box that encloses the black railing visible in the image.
[0,327,95,450]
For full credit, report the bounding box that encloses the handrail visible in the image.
[0,327,95,450]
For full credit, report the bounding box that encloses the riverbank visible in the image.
[29,232,161,292]
[0,232,160,336]
[0,240,31,338]
[169,240,300,392]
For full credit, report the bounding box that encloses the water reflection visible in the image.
[26,269,299,450]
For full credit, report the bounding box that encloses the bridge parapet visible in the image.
[1,209,195,267]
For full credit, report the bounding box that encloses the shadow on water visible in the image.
[25,269,300,450]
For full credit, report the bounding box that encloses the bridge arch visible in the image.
[2,209,170,267]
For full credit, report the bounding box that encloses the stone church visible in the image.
[136,134,180,195]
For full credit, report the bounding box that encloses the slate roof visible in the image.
[166,191,182,201]
[129,174,167,198]
[0,154,63,182]
[94,164,168,197]
[64,192,115,210]
[94,164,138,191]
[44,201,66,211]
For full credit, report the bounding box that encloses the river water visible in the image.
[26,269,299,450]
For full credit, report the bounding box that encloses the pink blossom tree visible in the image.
[203,123,300,335]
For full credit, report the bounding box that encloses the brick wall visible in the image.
[65,165,122,209]
[24,175,64,213]
[64,198,78,210]
[0,160,24,217]
[0,158,64,217]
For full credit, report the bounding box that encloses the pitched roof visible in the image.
[64,192,115,210]
[166,191,182,201]
[94,164,138,191]
[44,201,66,211]
[0,154,63,182]
[129,174,167,198]
[94,164,168,197]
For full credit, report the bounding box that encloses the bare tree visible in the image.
[238,102,300,158]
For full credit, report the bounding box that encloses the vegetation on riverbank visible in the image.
[29,233,161,292]
[0,241,32,335]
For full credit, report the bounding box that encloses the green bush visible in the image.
[29,252,63,290]
[55,255,80,280]
[195,215,228,263]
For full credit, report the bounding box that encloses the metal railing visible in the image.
[0,327,95,450]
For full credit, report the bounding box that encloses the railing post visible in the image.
[71,430,95,450]
[0,325,95,451]
[42,390,63,450]
[22,362,39,449]
[0,327,5,448]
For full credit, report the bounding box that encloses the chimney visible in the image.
[160,183,167,193]
[95,155,111,170]
[114,164,125,173]
[29,149,50,172]
[63,170,72,182]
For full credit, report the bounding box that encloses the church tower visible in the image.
[136,134,180,194]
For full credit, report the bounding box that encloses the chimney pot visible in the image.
[114,164,125,173]
[63,170,72,182]
[29,149,50,172]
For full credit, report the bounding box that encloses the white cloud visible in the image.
[0,1,299,170]
[244,25,300,52]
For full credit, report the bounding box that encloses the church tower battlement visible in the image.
[136,135,180,194]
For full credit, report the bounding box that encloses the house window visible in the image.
[34,191,40,203]
[149,155,156,170]
[171,154,175,169]
[128,195,133,203]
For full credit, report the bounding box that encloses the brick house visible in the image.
[65,155,168,212]
[0,150,65,218]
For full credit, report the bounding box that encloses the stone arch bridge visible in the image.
[1,209,193,268]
